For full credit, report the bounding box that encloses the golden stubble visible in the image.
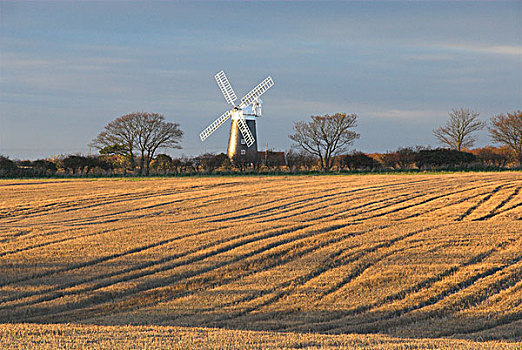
[0,173,520,347]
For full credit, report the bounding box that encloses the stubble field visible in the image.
[0,173,521,349]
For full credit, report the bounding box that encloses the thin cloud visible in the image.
[404,53,457,62]
[271,97,446,122]
[3,53,134,67]
[432,43,522,57]
[371,109,447,120]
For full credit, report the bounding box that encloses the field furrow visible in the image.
[0,173,520,342]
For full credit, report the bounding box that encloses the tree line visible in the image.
[0,145,518,178]
[0,109,520,177]
[289,109,521,171]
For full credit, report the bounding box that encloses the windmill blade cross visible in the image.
[215,71,237,106]
[200,110,234,141]
[200,71,273,153]
[239,76,274,109]
[236,116,256,147]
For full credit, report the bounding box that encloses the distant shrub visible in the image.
[151,154,173,174]
[32,160,57,172]
[194,153,229,173]
[381,151,400,169]
[471,146,515,168]
[285,149,318,172]
[337,152,380,171]
[258,151,286,170]
[380,146,427,169]
[414,148,476,169]
[0,155,17,176]
[58,155,113,175]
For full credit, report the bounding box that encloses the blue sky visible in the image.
[1,1,520,160]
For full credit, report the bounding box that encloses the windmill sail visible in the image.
[200,110,234,141]
[236,116,255,147]
[239,76,274,109]
[215,71,237,106]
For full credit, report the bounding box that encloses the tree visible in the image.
[152,154,172,175]
[489,110,522,165]
[289,113,359,171]
[134,113,183,175]
[91,112,183,175]
[90,115,138,172]
[433,108,485,151]
[99,144,128,156]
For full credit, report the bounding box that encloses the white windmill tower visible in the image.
[199,71,274,162]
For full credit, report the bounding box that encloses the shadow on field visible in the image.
[66,308,522,342]
[2,291,521,342]
[1,257,521,342]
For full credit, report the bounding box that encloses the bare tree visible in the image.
[489,110,522,165]
[90,114,138,171]
[135,113,183,175]
[91,112,183,175]
[289,113,359,171]
[433,108,485,151]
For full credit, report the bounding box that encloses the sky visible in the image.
[1,1,521,160]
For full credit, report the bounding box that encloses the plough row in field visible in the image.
[0,173,520,340]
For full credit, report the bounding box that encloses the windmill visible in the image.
[200,70,274,162]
